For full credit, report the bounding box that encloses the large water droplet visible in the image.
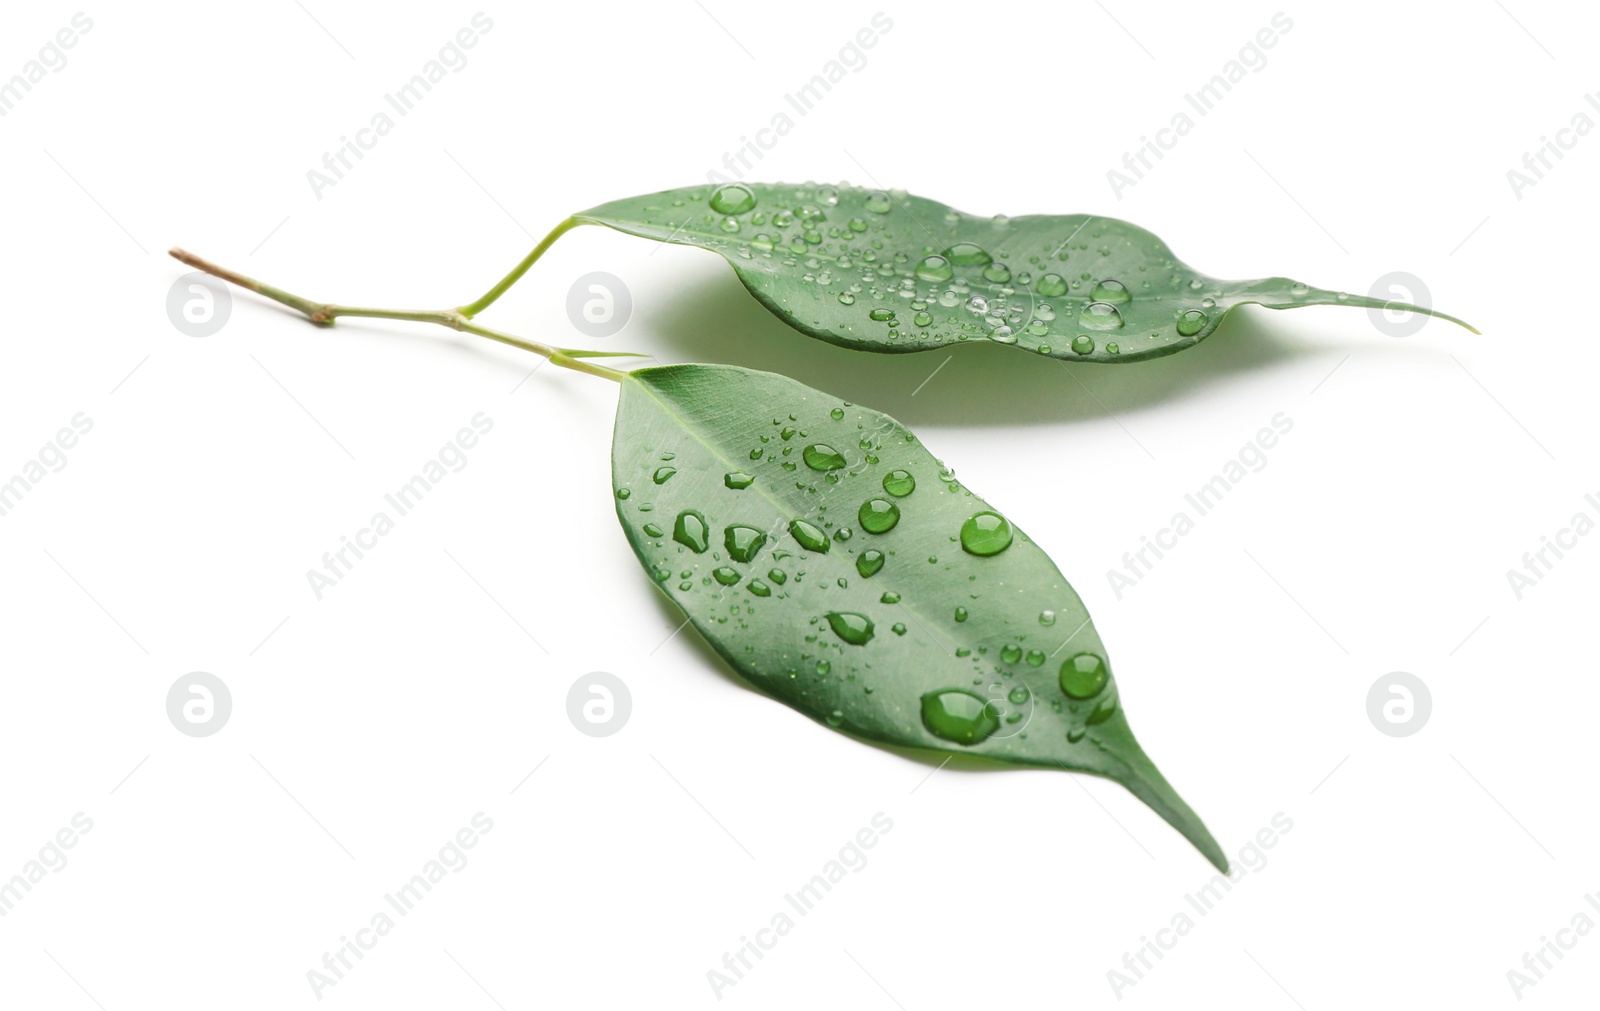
[1176,309,1208,336]
[960,511,1014,556]
[1037,273,1069,297]
[673,511,709,553]
[943,242,992,266]
[1090,279,1130,303]
[921,690,1000,744]
[882,469,916,497]
[709,183,756,215]
[789,519,831,553]
[1059,652,1108,699]
[803,444,846,471]
[1078,301,1124,329]
[914,255,954,281]
[856,549,885,577]
[858,498,900,534]
[724,525,768,563]
[826,611,875,646]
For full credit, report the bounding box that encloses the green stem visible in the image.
[456,216,586,319]
[167,247,627,383]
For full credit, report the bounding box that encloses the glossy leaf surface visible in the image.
[578,182,1474,363]
[612,363,1226,869]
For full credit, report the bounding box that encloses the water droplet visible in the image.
[868,307,896,322]
[1091,279,1131,303]
[960,511,1014,556]
[768,568,788,584]
[642,523,664,539]
[712,566,741,586]
[883,470,916,497]
[1037,273,1069,297]
[617,487,631,500]
[892,622,907,635]
[1071,334,1095,355]
[1106,342,1120,355]
[1060,652,1108,699]
[709,183,756,215]
[719,216,741,233]
[1200,296,1216,309]
[724,525,768,563]
[856,550,885,577]
[921,689,1000,744]
[653,466,677,484]
[913,311,933,327]
[724,471,754,490]
[826,710,844,727]
[848,217,868,232]
[803,444,847,471]
[1008,686,1030,705]
[838,292,856,305]
[858,498,901,534]
[983,263,1012,283]
[826,611,875,646]
[816,660,831,675]
[789,519,831,553]
[1067,727,1087,743]
[915,255,954,282]
[747,579,771,597]
[1025,650,1045,667]
[1289,281,1310,297]
[864,190,893,214]
[1001,644,1022,664]
[1039,610,1056,626]
[880,590,900,603]
[966,295,989,314]
[1078,302,1123,330]
[673,511,709,553]
[1176,309,1208,336]
[943,242,992,266]
[830,407,845,420]
[954,606,969,622]
[1085,694,1118,725]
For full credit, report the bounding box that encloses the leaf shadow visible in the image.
[643,272,1339,427]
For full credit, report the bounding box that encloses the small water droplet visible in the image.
[712,566,741,586]
[1039,610,1056,626]
[880,590,900,603]
[1025,650,1045,667]
[830,407,845,420]
[768,568,788,584]
[982,263,1012,283]
[1008,686,1030,705]
[838,292,856,305]
[724,471,754,489]
[864,190,893,214]
[954,606,969,622]
[653,466,677,484]
[868,307,896,322]
[747,579,772,597]
[1086,693,1118,725]
[1001,644,1022,664]
[856,550,885,577]
[1071,334,1095,355]
[960,511,1014,556]
[892,622,907,635]
[617,487,631,500]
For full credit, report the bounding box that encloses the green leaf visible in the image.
[612,363,1227,870]
[578,182,1476,363]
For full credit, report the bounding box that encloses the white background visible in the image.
[1,1,1594,1007]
